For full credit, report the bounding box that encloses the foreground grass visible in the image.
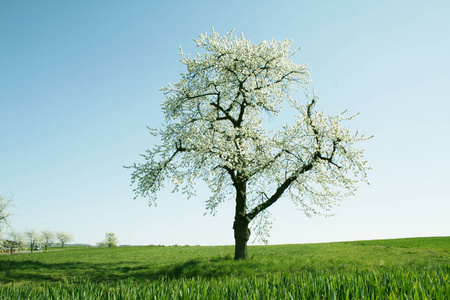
[2,268,449,299]
[1,237,449,298]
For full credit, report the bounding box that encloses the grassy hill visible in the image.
[1,237,449,298]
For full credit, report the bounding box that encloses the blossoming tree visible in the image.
[128,30,370,260]
[0,193,13,240]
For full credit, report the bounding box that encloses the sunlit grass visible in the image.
[1,268,449,299]
[1,237,449,298]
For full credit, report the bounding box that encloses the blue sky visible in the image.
[1,0,449,246]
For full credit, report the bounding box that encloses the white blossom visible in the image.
[127,29,371,243]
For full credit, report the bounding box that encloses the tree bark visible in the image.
[233,175,250,260]
[234,216,250,260]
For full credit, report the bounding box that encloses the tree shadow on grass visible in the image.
[0,260,65,284]
[0,255,245,284]
[151,257,238,279]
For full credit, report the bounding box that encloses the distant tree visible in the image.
[24,230,40,253]
[56,232,74,248]
[4,230,23,254]
[104,232,118,247]
[41,230,55,251]
[96,241,107,247]
[127,30,371,260]
[0,193,13,234]
[0,193,14,252]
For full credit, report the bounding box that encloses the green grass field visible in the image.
[1,237,449,299]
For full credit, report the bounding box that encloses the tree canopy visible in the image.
[128,29,370,259]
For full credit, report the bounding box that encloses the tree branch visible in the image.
[221,165,238,187]
[209,101,238,126]
[245,150,285,180]
[253,70,300,91]
[246,159,315,221]
[316,139,342,169]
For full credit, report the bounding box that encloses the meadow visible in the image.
[0,237,449,299]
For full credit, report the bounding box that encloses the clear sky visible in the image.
[1,0,449,246]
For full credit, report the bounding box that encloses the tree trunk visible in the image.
[233,175,250,260]
[234,216,250,260]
